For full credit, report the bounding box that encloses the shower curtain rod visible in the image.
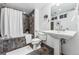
[1,3,24,12]
[1,6,33,15]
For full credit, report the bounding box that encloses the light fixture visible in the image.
[44,15,48,19]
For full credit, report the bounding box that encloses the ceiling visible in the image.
[0,3,48,14]
[51,3,76,16]
[0,3,77,15]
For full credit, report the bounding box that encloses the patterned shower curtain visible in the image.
[1,7,23,38]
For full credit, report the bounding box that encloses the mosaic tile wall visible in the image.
[0,37,26,54]
[22,13,34,38]
[23,14,29,33]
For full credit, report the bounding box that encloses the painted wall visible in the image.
[39,4,60,55]
[39,4,51,31]
[39,4,79,55]
[62,11,79,55]
[34,9,39,37]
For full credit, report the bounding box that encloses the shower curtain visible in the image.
[1,7,23,38]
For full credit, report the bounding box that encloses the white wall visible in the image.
[39,4,60,55]
[39,4,79,55]
[39,4,51,31]
[34,8,39,37]
[62,11,79,55]
[46,35,60,55]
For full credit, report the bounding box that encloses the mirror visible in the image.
[51,3,77,31]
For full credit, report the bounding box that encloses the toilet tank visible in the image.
[24,34,32,44]
[38,32,47,41]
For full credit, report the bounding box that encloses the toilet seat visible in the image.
[31,38,41,50]
[32,38,41,44]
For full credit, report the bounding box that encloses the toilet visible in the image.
[24,34,42,50]
[24,31,47,50]
[31,38,41,50]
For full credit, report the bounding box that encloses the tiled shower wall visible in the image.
[22,12,34,38]
[23,14,29,33]
[0,37,26,54]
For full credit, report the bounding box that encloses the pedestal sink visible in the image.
[42,30,77,55]
[43,30,77,40]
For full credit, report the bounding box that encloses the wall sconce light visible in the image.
[44,15,48,19]
[44,14,49,22]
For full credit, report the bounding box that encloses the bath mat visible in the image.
[6,45,33,55]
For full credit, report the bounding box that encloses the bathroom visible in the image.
[0,3,78,55]
[0,3,54,55]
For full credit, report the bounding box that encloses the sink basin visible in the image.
[43,30,77,39]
